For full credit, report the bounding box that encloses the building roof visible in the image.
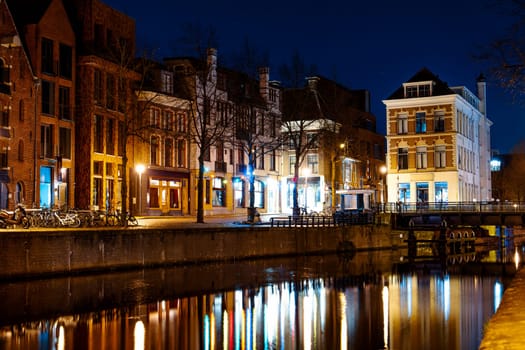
[6,0,52,27]
[385,67,457,100]
[282,76,377,132]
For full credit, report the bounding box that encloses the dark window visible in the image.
[40,124,53,158]
[118,121,124,156]
[41,38,54,75]
[59,44,72,79]
[94,115,103,153]
[94,24,104,50]
[0,148,7,168]
[177,139,186,167]
[1,109,8,127]
[94,69,103,105]
[398,148,408,170]
[106,118,115,155]
[19,100,24,121]
[0,59,10,94]
[17,140,23,161]
[165,138,173,167]
[434,111,445,132]
[270,150,276,171]
[59,127,71,159]
[118,78,126,113]
[41,80,55,115]
[59,86,71,120]
[150,136,159,165]
[106,74,115,110]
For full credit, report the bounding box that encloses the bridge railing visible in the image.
[380,201,525,214]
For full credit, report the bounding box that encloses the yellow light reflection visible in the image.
[338,292,347,350]
[133,320,145,350]
[514,247,520,270]
[303,290,313,350]
[223,310,229,350]
[382,286,389,349]
[57,325,65,350]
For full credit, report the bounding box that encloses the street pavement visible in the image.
[135,212,277,229]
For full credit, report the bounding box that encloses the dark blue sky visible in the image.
[104,0,522,153]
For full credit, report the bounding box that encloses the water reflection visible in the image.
[0,247,522,350]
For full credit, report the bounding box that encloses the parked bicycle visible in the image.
[53,208,81,228]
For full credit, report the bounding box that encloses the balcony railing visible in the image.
[215,161,227,173]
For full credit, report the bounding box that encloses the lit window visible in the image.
[416,112,426,133]
[416,146,427,169]
[435,145,446,168]
[397,114,408,134]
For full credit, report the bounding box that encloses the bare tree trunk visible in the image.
[247,151,256,222]
[292,162,300,218]
[197,155,205,223]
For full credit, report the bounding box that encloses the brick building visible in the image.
[6,0,76,209]
[65,0,138,211]
[134,60,192,216]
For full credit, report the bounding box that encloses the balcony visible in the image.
[215,161,227,173]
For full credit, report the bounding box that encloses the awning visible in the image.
[336,188,375,195]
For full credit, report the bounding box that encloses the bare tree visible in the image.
[230,100,282,222]
[477,0,525,100]
[107,40,161,226]
[278,50,318,88]
[282,78,339,217]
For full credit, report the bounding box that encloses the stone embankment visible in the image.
[0,224,404,280]
[479,266,525,350]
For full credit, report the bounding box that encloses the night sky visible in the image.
[103,0,523,154]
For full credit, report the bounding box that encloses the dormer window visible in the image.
[404,81,433,98]
[161,71,173,95]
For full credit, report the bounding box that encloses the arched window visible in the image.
[15,182,23,204]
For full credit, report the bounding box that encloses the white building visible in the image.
[383,68,492,205]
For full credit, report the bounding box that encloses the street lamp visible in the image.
[135,164,145,215]
[379,165,387,211]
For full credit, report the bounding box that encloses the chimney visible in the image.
[477,73,486,116]
[207,48,217,85]
[259,67,269,101]
[306,76,319,91]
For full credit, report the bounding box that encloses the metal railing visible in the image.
[379,201,525,214]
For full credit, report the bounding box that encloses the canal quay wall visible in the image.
[0,223,406,280]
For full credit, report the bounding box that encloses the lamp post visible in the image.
[135,164,145,215]
[379,165,387,212]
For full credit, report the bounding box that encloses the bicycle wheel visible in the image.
[69,216,81,228]
[128,215,139,226]
[106,214,119,226]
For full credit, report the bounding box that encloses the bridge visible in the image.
[382,201,525,229]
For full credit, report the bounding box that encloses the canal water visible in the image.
[0,244,522,350]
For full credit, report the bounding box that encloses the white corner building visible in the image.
[382,68,492,205]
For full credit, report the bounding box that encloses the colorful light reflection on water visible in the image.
[0,271,508,350]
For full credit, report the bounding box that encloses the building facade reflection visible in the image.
[0,267,510,350]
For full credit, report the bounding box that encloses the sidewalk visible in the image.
[135,212,281,228]
[479,267,525,349]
